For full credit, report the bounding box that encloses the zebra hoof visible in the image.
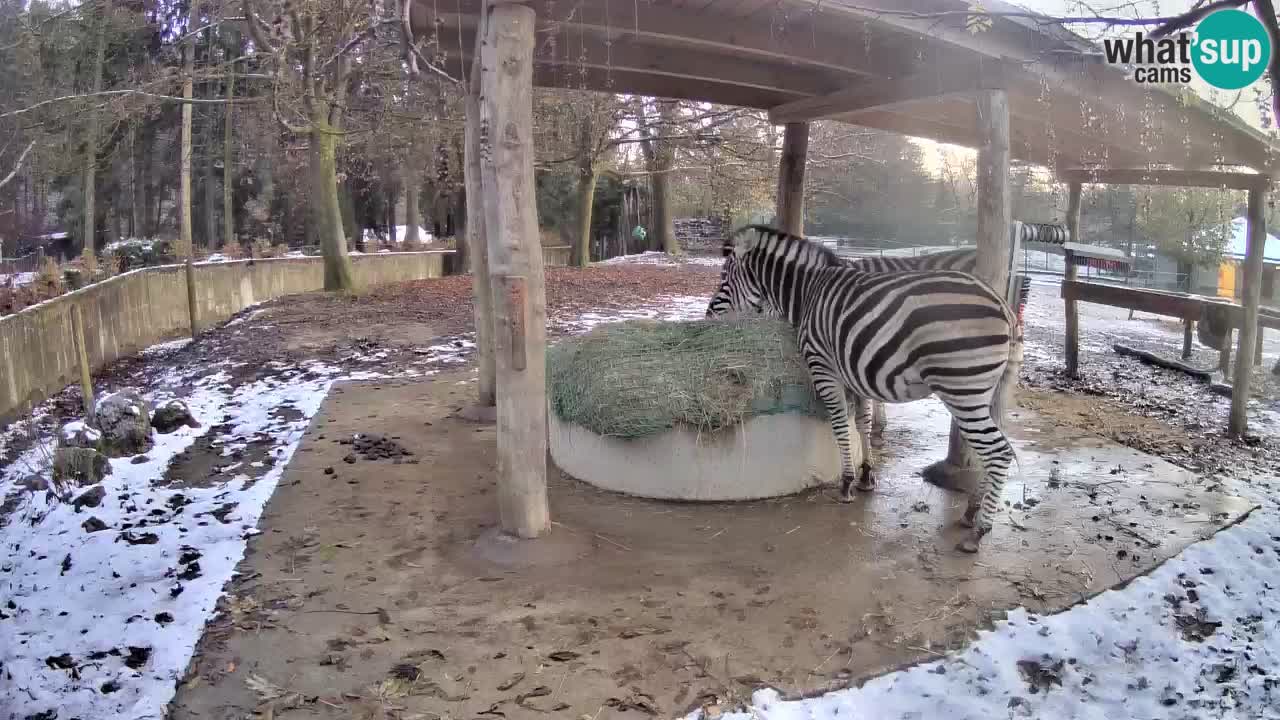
[839,473,857,503]
[856,463,877,492]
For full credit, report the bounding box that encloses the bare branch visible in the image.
[1251,0,1280,135]
[241,0,279,53]
[0,89,264,119]
[1149,0,1251,37]
[0,140,36,190]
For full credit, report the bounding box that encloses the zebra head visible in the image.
[705,227,768,318]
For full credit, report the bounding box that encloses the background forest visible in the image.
[0,0,1270,301]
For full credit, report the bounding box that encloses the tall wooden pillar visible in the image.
[465,8,495,408]
[923,89,1010,493]
[1063,182,1083,377]
[478,1,550,538]
[1228,184,1267,438]
[776,122,809,234]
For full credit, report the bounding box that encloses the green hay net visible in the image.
[547,318,826,440]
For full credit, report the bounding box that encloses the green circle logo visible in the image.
[1192,9,1272,90]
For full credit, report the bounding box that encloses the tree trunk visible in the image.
[179,0,200,257]
[465,89,494,403]
[130,123,142,239]
[386,178,399,245]
[922,89,1010,494]
[310,123,356,291]
[1229,186,1266,437]
[775,122,809,234]
[572,165,597,267]
[653,100,681,256]
[452,187,468,270]
[651,168,677,255]
[223,54,236,248]
[478,3,550,538]
[82,0,112,253]
[403,168,420,245]
[202,108,218,248]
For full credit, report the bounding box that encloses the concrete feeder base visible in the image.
[548,411,845,501]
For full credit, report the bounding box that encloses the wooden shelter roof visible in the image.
[415,0,1280,176]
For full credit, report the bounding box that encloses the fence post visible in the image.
[1182,319,1194,359]
[1219,328,1233,378]
[71,304,95,424]
[185,257,198,339]
[1064,182,1082,378]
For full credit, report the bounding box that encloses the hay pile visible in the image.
[547,318,825,439]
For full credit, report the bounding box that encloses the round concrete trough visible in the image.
[549,411,844,501]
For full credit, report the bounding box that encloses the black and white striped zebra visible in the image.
[706,225,1019,553]
[839,249,977,433]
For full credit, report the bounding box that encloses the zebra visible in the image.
[838,248,977,435]
[838,246,1032,436]
[706,225,1019,553]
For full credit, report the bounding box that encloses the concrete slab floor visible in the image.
[169,372,1255,720]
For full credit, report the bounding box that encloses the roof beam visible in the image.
[427,1,887,81]
[817,0,1280,173]
[1057,168,1273,190]
[768,60,1009,124]
[445,49,799,109]
[441,16,843,98]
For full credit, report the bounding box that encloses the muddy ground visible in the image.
[4,263,1280,719]
[166,374,1253,720]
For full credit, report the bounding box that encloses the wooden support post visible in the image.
[478,1,550,538]
[1256,328,1265,365]
[1229,185,1267,437]
[923,89,1009,494]
[465,10,496,408]
[1220,329,1234,378]
[185,256,198,339]
[71,304,95,423]
[775,122,809,234]
[1182,319,1194,360]
[1064,182,1083,378]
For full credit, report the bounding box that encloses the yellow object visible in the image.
[1218,262,1237,298]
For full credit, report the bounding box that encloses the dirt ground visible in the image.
[7,265,1279,719]
[166,371,1253,720]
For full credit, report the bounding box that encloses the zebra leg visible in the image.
[948,408,1017,553]
[870,400,887,448]
[809,366,860,502]
[850,396,877,491]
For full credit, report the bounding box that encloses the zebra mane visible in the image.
[725,224,843,266]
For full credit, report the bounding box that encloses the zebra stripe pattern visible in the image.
[707,225,1019,553]
[839,249,978,433]
[840,248,977,275]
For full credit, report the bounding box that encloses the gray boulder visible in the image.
[95,390,153,456]
[54,447,112,487]
[59,420,103,450]
[72,485,107,512]
[152,399,199,434]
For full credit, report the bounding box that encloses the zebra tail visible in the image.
[993,293,1024,477]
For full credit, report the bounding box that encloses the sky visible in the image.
[916,0,1272,172]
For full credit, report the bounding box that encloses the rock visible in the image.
[82,517,108,533]
[58,421,102,450]
[151,399,199,434]
[73,485,107,512]
[95,390,153,456]
[53,447,112,487]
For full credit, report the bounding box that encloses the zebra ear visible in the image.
[732,229,760,257]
